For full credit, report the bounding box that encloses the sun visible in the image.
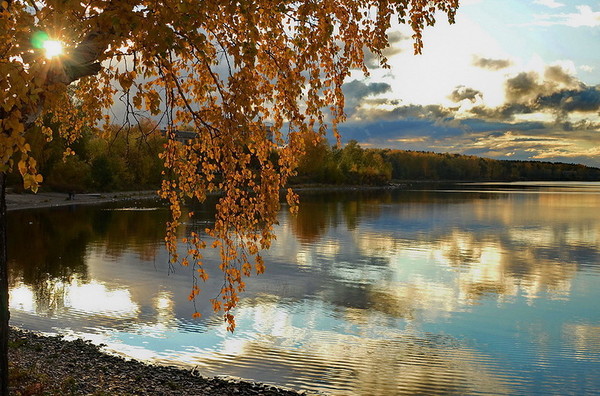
[43,40,63,59]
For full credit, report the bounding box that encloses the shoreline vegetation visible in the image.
[9,327,310,395]
[7,125,600,195]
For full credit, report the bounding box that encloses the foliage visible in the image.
[84,124,165,191]
[1,0,460,332]
[294,132,342,184]
[46,155,93,192]
[294,138,392,185]
[294,141,600,184]
[22,131,599,191]
[381,149,600,181]
[6,122,165,192]
[337,140,392,184]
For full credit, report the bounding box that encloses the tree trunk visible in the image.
[0,172,8,396]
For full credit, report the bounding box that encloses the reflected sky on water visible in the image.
[7,183,600,395]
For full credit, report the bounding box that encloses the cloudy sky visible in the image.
[339,0,600,167]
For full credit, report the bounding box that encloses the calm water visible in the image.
[8,182,600,395]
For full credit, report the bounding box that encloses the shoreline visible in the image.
[5,190,161,212]
[9,327,313,395]
[5,186,404,212]
[7,180,600,211]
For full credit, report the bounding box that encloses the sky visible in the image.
[338,0,600,167]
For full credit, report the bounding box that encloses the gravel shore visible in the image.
[9,327,312,395]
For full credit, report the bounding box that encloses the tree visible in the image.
[0,0,460,392]
[293,131,339,184]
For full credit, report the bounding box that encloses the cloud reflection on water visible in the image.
[7,186,600,394]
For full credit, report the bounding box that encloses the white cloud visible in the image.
[533,5,600,27]
[579,64,595,73]
[371,17,509,109]
[534,0,565,9]
[530,146,600,159]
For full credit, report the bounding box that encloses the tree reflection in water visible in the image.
[8,202,168,315]
[6,186,600,395]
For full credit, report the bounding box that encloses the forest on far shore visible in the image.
[293,137,600,185]
[7,126,600,193]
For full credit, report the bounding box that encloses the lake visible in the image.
[8,182,600,395]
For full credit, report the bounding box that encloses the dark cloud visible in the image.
[536,86,600,113]
[505,71,545,103]
[504,65,585,105]
[352,103,454,122]
[346,65,598,130]
[472,56,512,70]
[471,65,599,121]
[544,65,581,87]
[559,119,600,131]
[449,86,483,103]
[387,31,405,45]
[363,98,401,106]
[337,117,464,145]
[343,80,391,99]
[385,104,450,119]
[342,80,391,115]
[469,103,535,120]
[460,118,546,133]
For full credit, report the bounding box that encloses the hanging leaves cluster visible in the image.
[1,0,460,330]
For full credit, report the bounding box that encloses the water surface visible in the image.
[8,182,600,394]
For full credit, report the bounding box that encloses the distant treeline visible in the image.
[8,128,600,193]
[292,138,600,185]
